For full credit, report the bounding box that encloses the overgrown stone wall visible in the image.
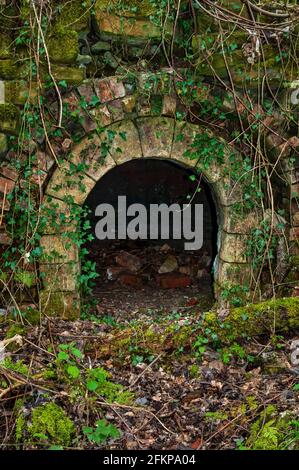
[0,0,298,317]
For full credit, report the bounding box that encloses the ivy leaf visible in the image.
[58,80,68,88]
[90,95,100,106]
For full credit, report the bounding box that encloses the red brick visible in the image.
[156,273,191,289]
[94,79,114,103]
[118,273,143,288]
[77,83,95,104]
[0,232,11,245]
[0,196,10,211]
[0,177,15,195]
[108,77,126,99]
[290,227,299,241]
[0,165,18,181]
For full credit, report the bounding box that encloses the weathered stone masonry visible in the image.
[0,1,298,317]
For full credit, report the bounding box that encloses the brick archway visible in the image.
[39,116,258,318]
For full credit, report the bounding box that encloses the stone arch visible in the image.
[39,116,258,318]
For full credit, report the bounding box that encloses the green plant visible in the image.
[86,367,134,405]
[16,403,75,447]
[246,406,299,450]
[83,419,120,445]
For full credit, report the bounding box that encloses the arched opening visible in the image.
[83,158,218,317]
[40,118,253,319]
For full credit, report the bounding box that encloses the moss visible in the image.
[95,0,156,17]
[204,297,299,343]
[0,133,7,155]
[15,413,26,442]
[17,403,75,447]
[56,0,90,32]
[48,29,79,64]
[0,59,18,79]
[23,308,41,325]
[3,357,29,376]
[51,65,85,85]
[0,33,11,59]
[5,323,25,339]
[40,291,80,320]
[290,255,299,267]
[0,104,19,133]
[246,405,298,450]
[0,103,19,121]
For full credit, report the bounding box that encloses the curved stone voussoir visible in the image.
[100,120,143,164]
[171,121,201,168]
[45,161,95,205]
[70,133,116,181]
[137,117,175,158]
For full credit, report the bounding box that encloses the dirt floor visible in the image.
[0,307,298,449]
[87,239,215,319]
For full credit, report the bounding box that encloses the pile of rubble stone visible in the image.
[90,241,213,290]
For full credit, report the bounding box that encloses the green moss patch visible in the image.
[204,297,299,343]
[48,30,79,64]
[16,402,75,447]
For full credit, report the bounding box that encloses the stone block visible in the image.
[45,161,95,205]
[40,263,79,292]
[40,290,80,319]
[100,120,142,164]
[220,231,248,264]
[216,259,251,286]
[162,95,177,116]
[222,208,258,234]
[40,235,79,264]
[70,133,116,181]
[137,117,175,158]
[95,11,162,39]
[52,65,85,85]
